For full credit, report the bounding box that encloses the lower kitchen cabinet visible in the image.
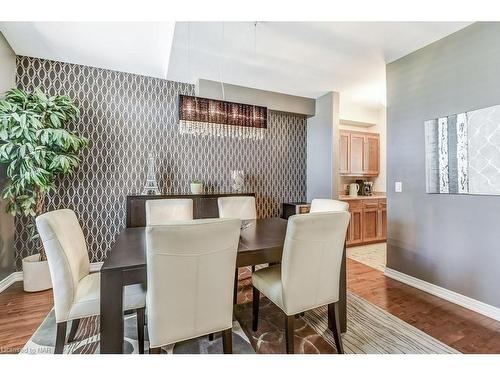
[348,204,363,245]
[343,197,386,246]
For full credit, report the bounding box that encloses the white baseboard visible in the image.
[0,262,104,293]
[384,267,500,322]
[0,271,23,293]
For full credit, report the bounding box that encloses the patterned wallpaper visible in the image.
[14,56,307,269]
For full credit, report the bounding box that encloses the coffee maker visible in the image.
[362,181,374,196]
[355,180,374,196]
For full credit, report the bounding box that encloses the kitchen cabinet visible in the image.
[339,132,350,174]
[339,130,379,176]
[361,200,379,242]
[346,200,363,245]
[342,197,386,246]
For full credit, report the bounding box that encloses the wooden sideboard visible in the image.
[281,202,311,220]
[339,195,386,247]
[339,130,379,176]
[126,193,255,227]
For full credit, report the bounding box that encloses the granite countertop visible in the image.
[338,192,386,201]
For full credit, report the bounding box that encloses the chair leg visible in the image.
[55,321,67,354]
[136,308,145,354]
[252,286,260,331]
[328,302,344,354]
[67,319,80,342]
[251,265,255,273]
[222,328,232,354]
[233,268,238,304]
[208,333,214,341]
[285,315,294,354]
[149,347,161,354]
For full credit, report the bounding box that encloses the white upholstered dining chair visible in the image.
[146,218,241,354]
[36,209,146,354]
[217,196,257,221]
[251,211,350,354]
[310,198,349,212]
[145,198,193,225]
[218,195,258,302]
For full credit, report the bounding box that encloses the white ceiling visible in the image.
[0,22,175,79]
[0,21,471,109]
[168,22,471,108]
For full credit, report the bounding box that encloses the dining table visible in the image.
[99,217,347,353]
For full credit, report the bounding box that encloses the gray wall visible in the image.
[306,92,340,201]
[387,22,500,308]
[14,56,307,269]
[0,32,16,280]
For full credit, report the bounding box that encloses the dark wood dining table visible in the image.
[99,217,347,353]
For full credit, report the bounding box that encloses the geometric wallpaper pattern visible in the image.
[14,56,307,269]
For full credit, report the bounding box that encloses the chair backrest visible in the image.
[36,209,90,322]
[281,211,350,314]
[310,199,349,213]
[145,199,193,225]
[217,196,256,220]
[146,218,241,347]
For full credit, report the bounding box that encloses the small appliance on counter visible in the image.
[362,181,374,196]
[348,183,360,197]
[348,179,373,196]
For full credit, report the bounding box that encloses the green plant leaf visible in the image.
[0,88,87,218]
[49,113,61,128]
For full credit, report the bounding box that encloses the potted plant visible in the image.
[0,88,88,292]
[190,180,203,194]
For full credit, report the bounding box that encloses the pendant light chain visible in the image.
[220,22,226,101]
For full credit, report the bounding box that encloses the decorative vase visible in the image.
[190,182,203,195]
[22,253,52,292]
[231,170,245,193]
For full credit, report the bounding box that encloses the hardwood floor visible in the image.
[0,282,53,354]
[347,258,500,353]
[1,259,499,354]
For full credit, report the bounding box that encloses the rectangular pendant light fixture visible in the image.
[178,94,267,139]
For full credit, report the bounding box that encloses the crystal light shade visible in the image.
[178,95,267,140]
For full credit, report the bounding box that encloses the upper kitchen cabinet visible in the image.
[339,130,379,176]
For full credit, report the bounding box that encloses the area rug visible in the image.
[21,312,254,354]
[304,292,459,354]
[234,268,459,354]
[22,265,458,355]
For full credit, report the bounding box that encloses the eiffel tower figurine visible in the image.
[142,153,161,195]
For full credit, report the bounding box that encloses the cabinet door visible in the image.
[339,131,350,174]
[364,134,379,175]
[347,209,363,245]
[362,200,379,242]
[350,133,365,175]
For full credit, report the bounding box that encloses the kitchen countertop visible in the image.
[338,192,386,201]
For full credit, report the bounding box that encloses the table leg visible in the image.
[100,269,124,353]
[339,241,347,333]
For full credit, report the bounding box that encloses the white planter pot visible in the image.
[190,183,203,195]
[22,254,52,292]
